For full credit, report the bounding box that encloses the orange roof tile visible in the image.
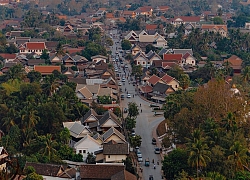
[158,6,170,10]
[148,74,160,85]
[123,11,134,15]
[173,16,200,22]
[145,24,158,30]
[26,42,46,50]
[224,55,242,66]
[0,53,16,59]
[201,24,227,32]
[57,15,67,20]
[106,13,114,19]
[163,54,183,61]
[34,65,61,75]
[161,74,174,83]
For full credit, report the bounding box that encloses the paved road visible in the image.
[109,29,165,180]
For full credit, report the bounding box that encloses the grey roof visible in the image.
[173,49,193,55]
[27,59,45,66]
[72,55,88,62]
[69,78,86,84]
[91,55,108,59]
[158,48,167,56]
[92,133,103,141]
[102,127,126,142]
[146,50,154,57]
[147,51,161,61]
[81,108,98,123]
[133,51,146,60]
[69,122,90,138]
[99,111,121,127]
[30,38,47,42]
[62,53,74,62]
[88,121,99,129]
[103,143,129,155]
[153,82,171,94]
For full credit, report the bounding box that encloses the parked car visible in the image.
[122,78,126,82]
[127,94,131,98]
[138,157,143,162]
[123,107,127,113]
[152,138,156,145]
[118,82,122,86]
[131,132,135,137]
[154,147,160,154]
[125,65,128,68]
[121,94,125,100]
[149,104,160,108]
[137,153,142,158]
[137,150,142,156]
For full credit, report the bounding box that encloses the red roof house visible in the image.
[147,74,161,86]
[34,65,61,75]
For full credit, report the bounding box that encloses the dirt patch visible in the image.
[156,119,167,136]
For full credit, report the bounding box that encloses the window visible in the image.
[108,155,110,158]
[83,150,86,153]
[148,62,150,64]
[192,61,194,64]
[138,62,140,64]
[175,85,178,88]
[143,62,145,64]
[79,150,82,153]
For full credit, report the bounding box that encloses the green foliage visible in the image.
[86,152,96,164]
[162,149,191,180]
[24,172,43,180]
[81,42,107,60]
[125,117,136,131]
[145,44,156,54]
[121,40,132,50]
[27,71,42,83]
[129,135,142,148]
[97,95,112,104]
[123,157,136,175]
[128,102,139,118]
[213,17,224,24]
[113,107,121,117]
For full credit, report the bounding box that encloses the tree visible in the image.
[213,17,224,25]
[132,65,142,78]
[179,74,190,89]
[228,141,248,173]
[187,139,211,178]
[6,64,25,80]
[27,71,42,83]
[128,102,139,118]
[125,117,136,131]
[123,157,136,175]
[86,152,96,164]
[162,148,191,180]
[121,39,132,50]
[24,172,43,180]
[40,50,50,64]
[40,134,57,162]
[130,135,142,148]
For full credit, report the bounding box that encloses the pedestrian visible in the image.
[141,109,142,113]
[152,159,154,163]
[133,95,134,98]
[140,103,141,107]
[154,164,156,169]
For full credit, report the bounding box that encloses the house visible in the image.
[131,44,142,56]
[34,65,61,75]
[62,53,75,66]
[201,24,228,37]
[170,16,201,27]
[97,141,129,163]
[145,24,158,31]
[19,42,47,55]
[138,33,167,48]
[50,53,62,65]
[91,55,108,63]
[74,134,102,161]
[81,108,100,126]
[224,55,243,74]
[122,11,136,18]
[173,49,193,55]
[182,52,196,66]
[102,127,126,143]
[24,162,76,180]
[151,82,175,102]
[94,8,106,17]
[64,25,74,33]
[0,147,8,171]
[124,30,139,44]
[161,74,180,91]
[147,74,161,86]
[135,6,153,16]
[27,59,46,66]
[79,164,137,180]
[163,54,183,64]
[63,121,92,147]
[98,111,122,132]
[133,51,149,67]
[155,6,170,14]
[146,51,162,65]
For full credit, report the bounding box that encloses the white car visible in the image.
[127,94,131,98]
[138,157,143,162]
[115,69,118,72]
[122,78,125,82]
[118,82,122,86]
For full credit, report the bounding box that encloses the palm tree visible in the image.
[2,107,16,132]
[241,66,250,82]
[228,141,248,173]
[187,139,211,178]
[42,74,60,96]
[42,134,57,161]
[222,112,237,133]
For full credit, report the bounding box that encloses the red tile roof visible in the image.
[34,65,61,75]
[161,74,174,83]
[148,74,160,85]
[0,53,16,59]
[173,16,200,22]
[79,164,124,179]
[224,55,242,66]
[26,42,46,50]
[158,6,170,10]
[183,52,191,59]
[139,85,153,93]
[201,24,227,32]
[106,13,114,19]
[145,24,158,30]
[123,11,134,15]
[163,54,183,61]
[162,62,179,69]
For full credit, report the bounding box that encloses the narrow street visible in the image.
[110,28,165,180]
